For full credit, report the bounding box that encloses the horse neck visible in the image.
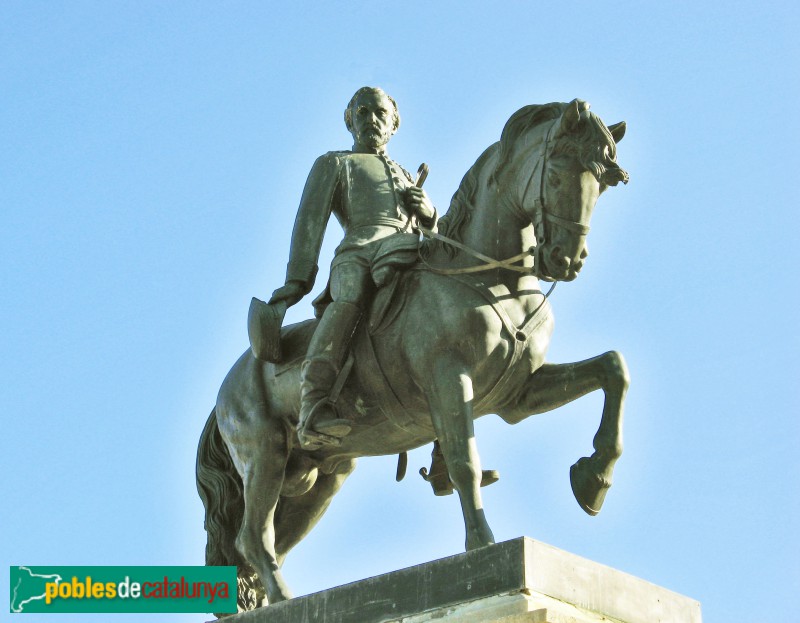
[454,171,537,290]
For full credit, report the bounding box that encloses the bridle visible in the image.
[419,116,591,280]
[519,117,591,276]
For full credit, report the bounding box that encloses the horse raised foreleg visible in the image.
[499,351,629,515]
[226,414,294,605]
[275,458,356,566]
[427,360,495,551]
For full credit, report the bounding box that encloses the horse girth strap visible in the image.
[351,326,417,433]
[417,226,535,275]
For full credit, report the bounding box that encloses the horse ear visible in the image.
[608,121,626,144]
[560,99,581,133]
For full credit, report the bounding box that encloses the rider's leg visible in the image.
[297,262,370,447]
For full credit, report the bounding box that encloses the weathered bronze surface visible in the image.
[196,89,629,611]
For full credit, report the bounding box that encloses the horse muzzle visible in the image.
[540,246,585,282]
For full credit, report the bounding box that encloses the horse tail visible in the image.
[196,408,265,610]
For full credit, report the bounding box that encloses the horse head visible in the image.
[498,99,629,282]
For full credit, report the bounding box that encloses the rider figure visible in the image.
[269,86,437,449]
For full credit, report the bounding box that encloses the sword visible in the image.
[395,163,431,482]
[406,162,430,234]
[415,162,429,188]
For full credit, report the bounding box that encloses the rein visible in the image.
[417,225,534,275]
[415,224,557,302]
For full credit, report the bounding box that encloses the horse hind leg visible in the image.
[499,351,629,515]
[274,457,357,566]
[196,409,264,612]
[227,412,294,605]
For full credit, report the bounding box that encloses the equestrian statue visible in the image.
[196,87,630,611]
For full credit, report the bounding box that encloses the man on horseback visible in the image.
[269,86,438,449]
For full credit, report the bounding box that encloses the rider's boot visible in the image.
[420,440,500,496]
[297,301,362,449]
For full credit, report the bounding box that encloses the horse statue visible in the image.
[196,99,630,611]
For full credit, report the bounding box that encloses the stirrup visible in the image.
[297,399,351,450]
[297,426,342,450]
[420,466,500,496]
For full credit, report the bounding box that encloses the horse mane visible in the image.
[422,101,628,259]
[423,103,563,259]
[422,143,498,259]
[490,102,565,187]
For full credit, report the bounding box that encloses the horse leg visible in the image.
[427,360,495,551]
[274,459,357,566]
[229,414,294,604]
[499,351,629,515]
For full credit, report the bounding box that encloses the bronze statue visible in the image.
[197,93,629,611]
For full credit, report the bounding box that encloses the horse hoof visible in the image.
[570,458,611,516]
[465,532,496,552]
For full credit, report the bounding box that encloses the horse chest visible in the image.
[473,303,554,413]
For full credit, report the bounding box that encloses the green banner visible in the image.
[10,566,237,613]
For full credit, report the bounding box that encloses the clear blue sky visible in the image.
[2,2,797,622]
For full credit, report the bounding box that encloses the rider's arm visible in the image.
[270,153,341,307]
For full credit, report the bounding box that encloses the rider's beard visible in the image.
[358,126,391,150]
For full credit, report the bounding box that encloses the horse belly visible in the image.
[335,382,436,455]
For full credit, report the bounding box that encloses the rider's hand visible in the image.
[405,187,436,226]
[268,281,306,307]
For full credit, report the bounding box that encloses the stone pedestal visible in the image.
[224,537,701,623]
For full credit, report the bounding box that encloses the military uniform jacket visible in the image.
[285,150,430,290]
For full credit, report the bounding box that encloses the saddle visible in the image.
[270,271,411,377]
[248,269,406,365]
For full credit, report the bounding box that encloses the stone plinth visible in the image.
[224,537,701,623]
